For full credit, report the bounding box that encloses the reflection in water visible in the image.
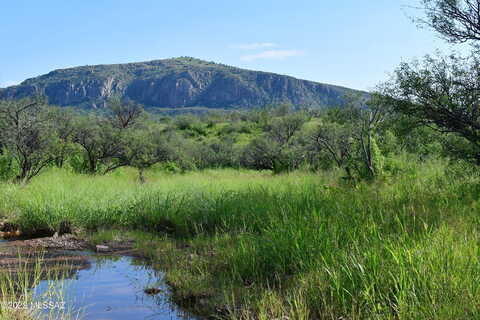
[32,255,198,320]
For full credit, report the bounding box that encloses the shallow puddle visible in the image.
[31,253,199,320]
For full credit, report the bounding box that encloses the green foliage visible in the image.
[1,161,479,319]
[68,153,90,174]
[159,161,183,173]
[382,53,480,164]
[241,136,277,171]
[370,135,384,176]
[444,159,480,180]
[418,0,480,45]
[0,98,60,183]
[0,148,17,181]
[0,94,469,185]
[2,4,480,318]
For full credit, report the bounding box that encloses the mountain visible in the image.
[0,57,363,110]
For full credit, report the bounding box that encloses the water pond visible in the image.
[30,253,199,320]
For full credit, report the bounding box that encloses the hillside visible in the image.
[0,57,362,109]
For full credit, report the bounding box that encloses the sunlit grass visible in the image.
[0,253,79,320]
[1,159,479,319]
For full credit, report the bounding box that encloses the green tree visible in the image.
[309,95,390,180]
[241,112,307,173]
[71,116,128,174]
[418,0,480,45]
[309,121,355,178]
[124,128,171,183]
[0,98,59,183]
[382,53,480,164]
[107,98,144,129]
[49,107,77,168]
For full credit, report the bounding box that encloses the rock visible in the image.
[22,234,87,250]
[0,238,90,279]
[144,287,161,295]
[96,245,110,252]
[0,58,360,110]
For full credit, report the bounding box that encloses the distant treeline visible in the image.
[0,79,477,184]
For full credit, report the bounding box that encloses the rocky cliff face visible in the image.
[0,57,362,109]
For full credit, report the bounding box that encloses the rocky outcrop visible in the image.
[0,57,363,109]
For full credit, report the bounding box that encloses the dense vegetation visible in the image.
[0,163,479,319]
[0,93,463,185]
[0,90,479,319]
[3,1,480,319]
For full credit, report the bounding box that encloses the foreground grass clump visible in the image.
[1,161,480,319]
[0,256,73,320]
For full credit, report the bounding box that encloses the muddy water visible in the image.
[32,253,199,320]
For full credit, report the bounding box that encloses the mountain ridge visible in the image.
[0,57,365,109]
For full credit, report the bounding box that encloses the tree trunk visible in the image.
[138,168,146,184]
[15,160,30,184]
[88,157,97,174]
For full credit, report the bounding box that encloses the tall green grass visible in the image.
[0,168,325,235]
[1,159,479,319]
[0,253,77,320]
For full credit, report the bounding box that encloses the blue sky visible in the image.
[0,0,460,91]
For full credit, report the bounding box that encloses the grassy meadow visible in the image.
[3,1,480,319]
[0,158,479,319]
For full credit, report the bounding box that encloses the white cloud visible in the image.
[0,80,19,88]
[240,50,304,62]
[232,42,277,50]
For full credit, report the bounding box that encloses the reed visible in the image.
[1,158,479,319]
